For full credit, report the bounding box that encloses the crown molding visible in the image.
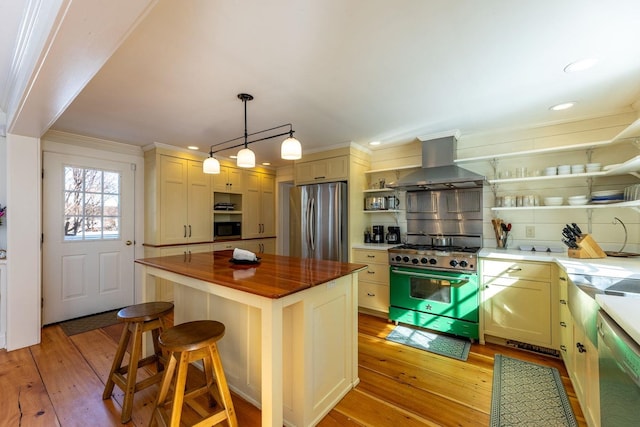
[42,130,144,156]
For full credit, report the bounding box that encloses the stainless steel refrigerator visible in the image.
[289,182,348,262]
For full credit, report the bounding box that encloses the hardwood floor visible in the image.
[0,313,586,426]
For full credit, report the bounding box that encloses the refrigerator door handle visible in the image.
[309,197,316,251]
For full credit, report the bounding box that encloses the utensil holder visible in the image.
[568,234,607,259]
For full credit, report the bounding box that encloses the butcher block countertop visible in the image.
[135,250,367,299]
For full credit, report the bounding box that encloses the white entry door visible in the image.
[42,152,136,324]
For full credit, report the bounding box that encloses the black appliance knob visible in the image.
[429,258,437,265]
[402,256,410,263]
[411,258,419,264]
[395,255,402,262]
[420,258,428,264]
[449,260,458,267]
[459,260,468,268]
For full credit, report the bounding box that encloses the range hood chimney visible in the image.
[387,134,484,190]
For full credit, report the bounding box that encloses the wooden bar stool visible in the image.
[103,301,174,423]
[149,320,238,427]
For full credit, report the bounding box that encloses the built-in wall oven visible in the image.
[597,310,640,427]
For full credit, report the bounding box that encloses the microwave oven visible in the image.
[214,221,242,238]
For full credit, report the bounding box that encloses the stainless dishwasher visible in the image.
[597,310,640,427]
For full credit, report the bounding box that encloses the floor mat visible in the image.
[385,324,471,361]
[491,354,577,427]
[59,309,121,336]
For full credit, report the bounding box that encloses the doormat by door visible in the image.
[59,309,121,336]
[491,354,577,427]
[385,325,471,361]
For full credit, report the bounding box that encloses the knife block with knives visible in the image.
[491,218,511,248]
[563,223,607,258]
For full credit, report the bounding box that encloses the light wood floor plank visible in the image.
[0,348,59,426]
[30,325,131,426]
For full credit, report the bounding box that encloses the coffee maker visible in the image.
[386,226,400,244]
[372,225,384,243]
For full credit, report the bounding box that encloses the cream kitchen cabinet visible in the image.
[558,271,574,371]
[243,170,275,238]
[481,259,559,349]
[294,155,348,184]
[211,164,243,193]
[145,151,212,246]
[353,248,390,313]
[213,238,275,254]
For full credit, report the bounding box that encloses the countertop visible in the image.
[136,250,366,299]
[596,294,640,345]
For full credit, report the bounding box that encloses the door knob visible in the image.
[125,240,133,246]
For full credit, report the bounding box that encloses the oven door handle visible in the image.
[391,269,469,286]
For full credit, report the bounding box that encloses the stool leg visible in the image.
[121,321,143,423]
[209,344,238,427]
[168,351,190,427]
[149,351,177,427]
[102,322,130,400]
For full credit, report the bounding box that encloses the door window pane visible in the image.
[64,166,121,241]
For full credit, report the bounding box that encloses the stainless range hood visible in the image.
[387,135,484,190]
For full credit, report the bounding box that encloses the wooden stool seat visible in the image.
[103,301,174,423]
[149,320,238,427]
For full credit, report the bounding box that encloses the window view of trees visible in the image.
[64,166,120,240]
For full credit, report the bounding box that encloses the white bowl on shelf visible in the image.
[568,199,589,206]
[544,196,564,206]
[544,167,557,176]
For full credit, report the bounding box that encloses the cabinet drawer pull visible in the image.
[367,271,376,274]
[367,292,376,297]
[560,345,567,351]
[559,299,567,305]
[559,276,567,281]
[560,321,567,327]
[367,255,376,258]
[576,342,586,353]
[507,267,523,272]
[314,176,326,180]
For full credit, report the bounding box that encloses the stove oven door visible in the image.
[389,266,479,322]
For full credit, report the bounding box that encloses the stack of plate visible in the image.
[544,196,564,206]
[571,164,585,174]
[591,190,624,204]
[568,195,589,206]
[557,165,571,175]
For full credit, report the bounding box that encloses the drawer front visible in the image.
[357,263,389,285]
[358,282,389,312]
[482,259,551,281]
[353,249,388,264]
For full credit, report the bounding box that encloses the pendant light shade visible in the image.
[281,136,302,160]
[236,147,255,168]
[203,93,301,174]
[203,156,221,174]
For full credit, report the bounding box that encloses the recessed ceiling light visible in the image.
[550,102,576,111]
[262,162,271,166]
[564,58,598,73]
[369,141,381,146]
[187,145,199,150]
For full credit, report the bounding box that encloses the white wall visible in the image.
[6,134,41,350]
[0,135,6,249]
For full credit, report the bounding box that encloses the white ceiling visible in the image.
[5,0,640,166]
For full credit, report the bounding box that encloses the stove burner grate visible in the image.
[391,244,480,254]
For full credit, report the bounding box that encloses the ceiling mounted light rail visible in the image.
[203,93,302,174]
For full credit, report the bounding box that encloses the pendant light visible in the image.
[203,93,302,173]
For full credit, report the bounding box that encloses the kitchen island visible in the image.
[135,250,366,427]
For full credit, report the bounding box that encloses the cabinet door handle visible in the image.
[184,225,187,238]
[560,345,567,351]
[189,225,192,237]
[576,342,586,353]
[560,299,567,305]
[560,321,567,327]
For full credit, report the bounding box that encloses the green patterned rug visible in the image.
[59,309,121,336]
[385,325,471,361]
[491,354,577,426]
